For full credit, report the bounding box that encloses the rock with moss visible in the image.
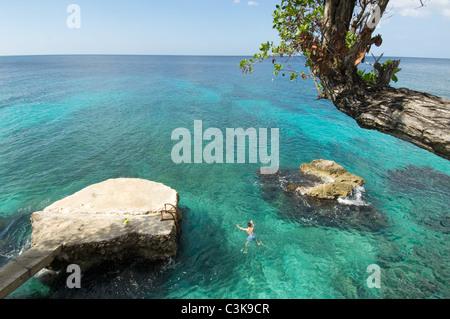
[298,159,365,200]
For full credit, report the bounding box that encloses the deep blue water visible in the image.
[0,55,449,298]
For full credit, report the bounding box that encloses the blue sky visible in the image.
[0,0,449,58]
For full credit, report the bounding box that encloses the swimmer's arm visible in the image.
[236,225,247,231]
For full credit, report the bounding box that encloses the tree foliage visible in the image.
[239,1,450,161]
[240,0,405,96]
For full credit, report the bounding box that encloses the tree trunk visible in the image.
[319,0,450,160]
[320,69,450,160]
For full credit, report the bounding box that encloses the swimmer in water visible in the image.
[236,220,264,252]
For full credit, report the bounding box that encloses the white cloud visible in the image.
[443,8,450,18]
[392,0,422,7]
[233,0,259,7]
[391,0,430,18]
[434,0,450,6]
[399,7,431,18]
[390,0,450,18]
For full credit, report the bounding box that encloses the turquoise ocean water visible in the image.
[0,55,448,298]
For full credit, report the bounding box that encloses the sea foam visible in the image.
[337,186,370,206]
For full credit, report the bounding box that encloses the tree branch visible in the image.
[332,85,450,160]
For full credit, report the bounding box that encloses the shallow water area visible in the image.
[0,55,449,299]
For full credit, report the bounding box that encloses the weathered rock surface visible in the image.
[295,159,365,200]
[30,178,181,271]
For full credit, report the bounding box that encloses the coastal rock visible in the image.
[256,167,387,232]
[297,159,365,200]
[30,178,181,271]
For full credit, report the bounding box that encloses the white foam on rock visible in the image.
[337,186,370,206]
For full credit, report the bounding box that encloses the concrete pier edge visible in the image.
[0,243,63,299]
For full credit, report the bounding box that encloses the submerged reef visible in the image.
[256,162,387,232]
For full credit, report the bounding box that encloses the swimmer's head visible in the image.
[247,222,252,227]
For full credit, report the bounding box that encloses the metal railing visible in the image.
[160,203,182,234]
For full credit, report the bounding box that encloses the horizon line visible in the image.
[0,53,449,60]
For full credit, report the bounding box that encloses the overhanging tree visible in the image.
[240,0,450,160]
